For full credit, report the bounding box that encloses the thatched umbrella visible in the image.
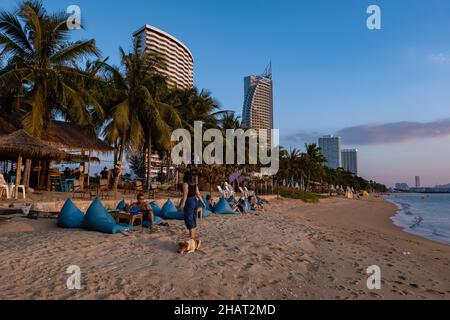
[0,130,98,198]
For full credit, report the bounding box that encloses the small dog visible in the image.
[178,239,201,254]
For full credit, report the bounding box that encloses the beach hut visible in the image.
[0,114,112,190]
[0,130,96,198]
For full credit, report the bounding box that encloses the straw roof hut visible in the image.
[0,114,112,153]
[0,130,90,161]
[0,130,100,198]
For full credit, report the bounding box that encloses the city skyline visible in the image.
[2,0,449,187]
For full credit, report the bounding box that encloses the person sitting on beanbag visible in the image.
[126,193,155,229]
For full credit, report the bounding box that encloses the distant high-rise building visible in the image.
[242,64,274,148]
[415,176,421,188]
[318,135,342,169]
[342,149,358,176]
[133,25,194,89]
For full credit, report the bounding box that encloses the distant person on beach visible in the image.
[127,193,154,228]
[206,195,215,210]
[100,167,109,180]
[63,167,72,178]
[180,170,206,240]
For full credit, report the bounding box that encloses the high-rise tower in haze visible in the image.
[415,176,421,188]
[133,25,194,89]
[242,64,274,148]
[319,135,343,170]
[342,149,358,175]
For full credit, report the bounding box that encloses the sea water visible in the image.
[385,194,450,246]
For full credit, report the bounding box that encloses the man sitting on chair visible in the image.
[127,193,154,228]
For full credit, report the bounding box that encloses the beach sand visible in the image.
[0,196,449,300]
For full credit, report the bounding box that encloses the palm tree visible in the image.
[170,87,221,132]
[103,46,182,190]
[0,0,100,137]
[218,111,242,132]
[301,143,326,190]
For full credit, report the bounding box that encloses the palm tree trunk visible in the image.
[146,133,152,190]
[113,135,125,191]
[23,159,32,188]
[15,155,23,199]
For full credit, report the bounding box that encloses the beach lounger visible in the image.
[244,187,255,196]
[217,186,228,198]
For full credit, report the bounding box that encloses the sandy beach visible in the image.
[0,196,449,300]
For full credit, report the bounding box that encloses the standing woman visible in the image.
[180,170,206,240]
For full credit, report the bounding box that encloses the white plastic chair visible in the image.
[12,185,26,199]
[0,174,11,199]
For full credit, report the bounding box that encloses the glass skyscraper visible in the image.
[318,135,343,170]
[342,149,358,175]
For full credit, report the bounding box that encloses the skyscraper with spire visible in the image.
[242,63,274,148]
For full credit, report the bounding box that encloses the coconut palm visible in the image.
[102,46,182,190]
[0,0,100,137]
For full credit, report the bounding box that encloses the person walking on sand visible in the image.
[180,170,206,241]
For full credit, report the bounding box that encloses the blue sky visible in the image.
[2,0,450,186]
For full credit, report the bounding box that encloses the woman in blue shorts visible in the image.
[180,170,206,240]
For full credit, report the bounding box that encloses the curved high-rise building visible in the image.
[242,64,274,147]
[133,25,194,89]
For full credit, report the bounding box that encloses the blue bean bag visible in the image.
[201,195,214,212]
[256,195,269,205]
[143,214,163,228]
[117,200,127,211]
[58,199,85,229]
[215,197,239,215]
[162,198,184,220]
[197,197,212,217]
[246,198,256,211]
[150,202,163,218]
[228,195,238,204]
[83,198,130,234]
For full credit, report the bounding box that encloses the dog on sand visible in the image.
[178,239,202,254]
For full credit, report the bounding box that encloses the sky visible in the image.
[2,0,450,187]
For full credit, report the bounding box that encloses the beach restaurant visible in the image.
[0,114,110,196]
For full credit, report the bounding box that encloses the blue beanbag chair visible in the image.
[162,198,184,220]
[143,214,163,228]
[197,197,212,217]
[83,198,130,234]
[201,195,214,212]
[256,195,269,205]
[117,200,127,211]
[228,195,238,204]
[150,202,163,218]
[58,199,85,228]
[215,197,239,215]
[246,198,256,211]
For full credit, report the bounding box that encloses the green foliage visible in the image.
[274,187,326,203]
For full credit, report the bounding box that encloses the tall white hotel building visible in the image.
[133,25,194,89]
[242,64,274,148]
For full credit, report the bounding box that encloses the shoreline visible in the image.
[384,194,450,246]
[1,195,449,300]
